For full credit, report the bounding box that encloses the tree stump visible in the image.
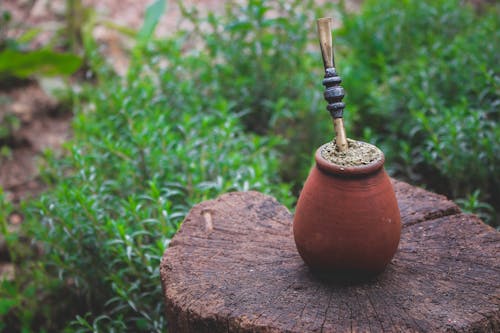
[160,180,500,332]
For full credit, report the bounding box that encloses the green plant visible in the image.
[456,190,495,226]
[0,188,12,247]
[0,101,20,161]
[0,5,82,79]
[2,1,293,331]
[178,0,336,187]
[337,0,500,225]
[27,58,290,332]
[0,5,82,162]
[0,49,82,78]
[0,190,45,332]
[0,20,82,78]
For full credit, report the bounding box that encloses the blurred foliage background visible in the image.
[0,0,498,331]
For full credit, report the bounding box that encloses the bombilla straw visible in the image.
[317,17,334,69]
[317,17,348,152]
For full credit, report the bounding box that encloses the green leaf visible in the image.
[137,0,167,43]
[0,49,82,78]
[17,28,42,44]
[0,298,17,315]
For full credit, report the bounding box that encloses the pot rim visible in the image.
[315,142,385,176]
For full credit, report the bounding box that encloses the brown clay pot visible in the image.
[293,144,401,276]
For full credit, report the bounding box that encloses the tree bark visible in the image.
[160,180,500,332]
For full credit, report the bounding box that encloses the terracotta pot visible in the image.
[293,143,401,276]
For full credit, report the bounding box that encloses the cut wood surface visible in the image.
[160,180,500,332]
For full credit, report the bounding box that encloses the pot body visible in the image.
[293,146,401,275]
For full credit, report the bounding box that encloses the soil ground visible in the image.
[0,79,71,202]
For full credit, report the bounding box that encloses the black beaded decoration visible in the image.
[322,67,345,119]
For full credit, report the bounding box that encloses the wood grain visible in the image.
[160,180,499,332]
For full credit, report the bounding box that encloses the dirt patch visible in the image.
[0,80,71,202]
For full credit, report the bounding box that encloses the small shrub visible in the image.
[337,0,499,225]
[11,20,292,333]
[178,0,336,186]
[456,190,495,226]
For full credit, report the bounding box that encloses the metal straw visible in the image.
[317,17,348,152]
